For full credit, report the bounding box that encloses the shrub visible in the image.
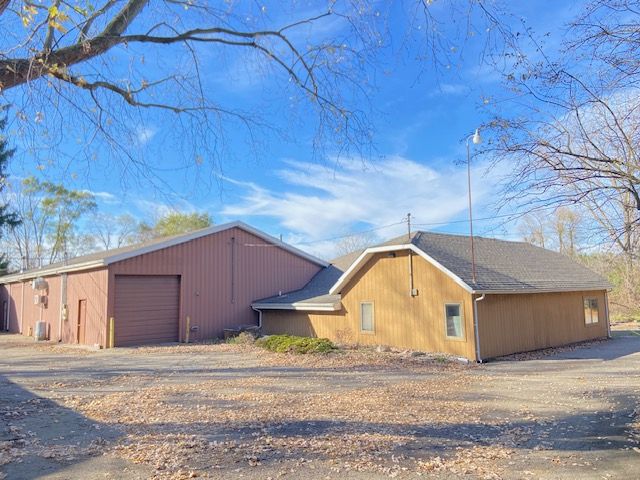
[226,331,256,345]
[255,335,336,354]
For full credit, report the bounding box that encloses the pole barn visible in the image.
[0,222,326,347]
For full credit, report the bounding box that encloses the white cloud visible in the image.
[133,197,197,220]
[84,190,119,204]
[429,83,470,97]
[136,126,157,145]
[222,156,497,258]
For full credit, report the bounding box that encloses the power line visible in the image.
[294,220,407,246]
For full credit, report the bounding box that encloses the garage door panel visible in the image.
[114,275,180,347]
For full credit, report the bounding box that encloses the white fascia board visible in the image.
[329,244,474,295]
[251,302,341,311]
[0,260,105,284]
[103,220,328,267]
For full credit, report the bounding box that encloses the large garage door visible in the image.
[114,275,180,347]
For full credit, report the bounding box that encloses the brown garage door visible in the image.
[114,275,180,346]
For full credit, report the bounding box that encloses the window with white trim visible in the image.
[444,303,464,339]
[360,302,374,332]
[584,297,599,325]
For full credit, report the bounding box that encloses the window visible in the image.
[360,302,374,332]
[584,297,599,325]
[444,303,464,339]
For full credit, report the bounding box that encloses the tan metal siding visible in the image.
[114,275,180,346]
[107,227,321,341]
[476,290,609,359]
[263,251,476,359]
[63,268,109,346]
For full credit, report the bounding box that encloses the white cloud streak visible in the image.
[222,156,497,258]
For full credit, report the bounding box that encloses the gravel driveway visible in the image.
[0,332,639,479]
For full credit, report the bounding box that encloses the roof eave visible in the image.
[0,260,106,283]
[102,221,329,268]
[251,301,341,312]
[0,221,329,284]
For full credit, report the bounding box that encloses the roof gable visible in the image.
[328,243,473,295]
[331,232,611,295]
[255,231,611,310]
[0,221,327,283]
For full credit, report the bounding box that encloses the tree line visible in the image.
[0,121,212,273]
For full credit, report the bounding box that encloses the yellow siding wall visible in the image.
[477,290,608,359]
[263,251,476,359]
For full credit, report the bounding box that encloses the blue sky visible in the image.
[3,1,584,259]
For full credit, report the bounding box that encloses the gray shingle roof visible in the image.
[253,231,610,308]
[252,249,362,308]
[409,232,610,293]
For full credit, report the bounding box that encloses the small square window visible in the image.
[584,297,599,325]
[360,302,374,332]
[445,303,464,339]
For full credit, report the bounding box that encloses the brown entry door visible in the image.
[77,299,87,344]
[114,275,180,347]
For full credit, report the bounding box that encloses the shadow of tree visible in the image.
[0,374,148,480]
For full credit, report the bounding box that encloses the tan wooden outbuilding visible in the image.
[254,232,611,361]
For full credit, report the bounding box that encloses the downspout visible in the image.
[408,250,416,296]
[473,293,486,363]
[251,306,263,331]
[605,290,611,339]
[58,273,67,342]
[20,281,24,334]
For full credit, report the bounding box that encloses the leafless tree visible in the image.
[519,207,582,256]
[334,231,376,257]
[518,211,547,249]
[90,212,138,250]
[0,1,508,189]
[484,0,640,265]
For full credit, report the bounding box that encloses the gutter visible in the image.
[473,294,486,363]
[470,287,611,295]
[0,260,105,284]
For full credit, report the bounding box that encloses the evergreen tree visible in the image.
[0,106,20,274]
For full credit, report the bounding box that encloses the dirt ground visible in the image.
[1,331,639,480]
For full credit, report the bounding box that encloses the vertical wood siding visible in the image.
[262,251,476,359]
[107,227,321,342]
[476,290,608,359]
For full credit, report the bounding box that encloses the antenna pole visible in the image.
[467,137,477,285]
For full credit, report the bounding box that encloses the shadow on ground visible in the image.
[0,374,148,480]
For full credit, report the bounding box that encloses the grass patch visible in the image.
[226,332,257,345]
[611,312,640,323]
[255,335,336,354]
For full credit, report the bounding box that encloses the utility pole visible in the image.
[466,128,482,285]
[407,213,412,242]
